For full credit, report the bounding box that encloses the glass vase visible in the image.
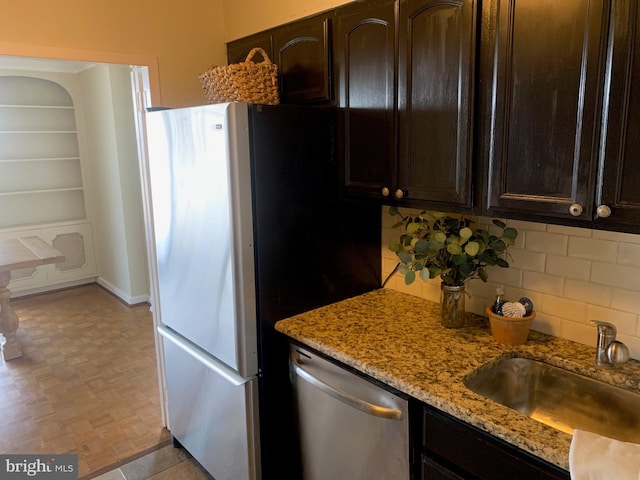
[440,283,466,328]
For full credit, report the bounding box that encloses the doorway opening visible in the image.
[0,50,167,478]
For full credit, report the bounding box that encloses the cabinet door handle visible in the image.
[291,357,404,420]
[596,205,612,218]
[394,189,405,199]
[569,204,583,216]
[381,187,390,197]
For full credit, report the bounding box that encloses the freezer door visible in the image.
[146,103,257,376]
[161,327,260,480]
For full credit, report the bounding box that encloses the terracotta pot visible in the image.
[486,306,535,345]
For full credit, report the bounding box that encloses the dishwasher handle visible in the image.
[291,356,404,420]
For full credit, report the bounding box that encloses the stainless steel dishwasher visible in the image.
[289,343,410,479]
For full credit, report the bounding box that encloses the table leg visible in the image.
[0,271,22,360]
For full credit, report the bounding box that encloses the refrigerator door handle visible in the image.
[291,356,403,420]
[158,325,255,387]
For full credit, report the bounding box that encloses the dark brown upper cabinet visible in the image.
[397,0,477,209]
[335,0,478,211]
[227,14,331,104]
[272,15,332,104]
[334,0,398,199]
[226,0,640,234]
[226,31,273,65]
[596,0,640,230]
[482,0,608,222]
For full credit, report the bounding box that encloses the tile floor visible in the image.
[91,444,213,480]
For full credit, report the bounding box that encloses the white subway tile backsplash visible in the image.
[510,228,526,249]
[564,279,612,307]
[522,271,564,295]
[593,229,640,244]
[467,295,487,316]
[617,243,640,267]
[547,224,592,237]
[567,236,618,261]
[387,273,423,297]
[421,280,441,304]
[467,279,497,300]
[542,295,587,322]
[381,229,397,250]
[499,218,547,232]
[508,248,546,272]
[531,311,563,336]
[561,319,597,347]
[380,207,640,359]
[610,288,640,316]
[486,264,523,287]
[524,231,568,255]
[382,209,400,227]
[590,262,640,290]
[545,254,591,281]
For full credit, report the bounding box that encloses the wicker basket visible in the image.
[199,47,280,105]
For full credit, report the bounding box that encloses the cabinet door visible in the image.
[272,16,332,104]
[597,0,640,230]
[227,32,273,65]
[334,0,397,199]
[0,223,97,296]
[422,405,569,479]
[422,456,465,479]
[41,223,97,285]
[397,0,477,208]
[483,0,607,220]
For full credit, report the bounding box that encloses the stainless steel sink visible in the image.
[464,357,640,443]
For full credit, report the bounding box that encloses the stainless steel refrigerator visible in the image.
[145,102,381,480]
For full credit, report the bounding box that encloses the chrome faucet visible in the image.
[589,320,630,367]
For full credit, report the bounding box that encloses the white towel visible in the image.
[569,429,640,480]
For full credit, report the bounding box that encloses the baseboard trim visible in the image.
[96,277,150,305]
[11,277,97,299]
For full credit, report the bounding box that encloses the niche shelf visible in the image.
[0,76,85,228]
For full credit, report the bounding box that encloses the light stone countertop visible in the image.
[274,288,640,472]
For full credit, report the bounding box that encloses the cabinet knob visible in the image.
[394,189,405,199]
[596,204,612,218]
[569,204,583,217]
[381,187,390,197]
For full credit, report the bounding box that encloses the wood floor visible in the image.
[0,283,170,479]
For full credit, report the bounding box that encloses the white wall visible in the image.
[382,207,640,360]
[222,0,357,41]
[108,66,149,300]
[80,64,148,304]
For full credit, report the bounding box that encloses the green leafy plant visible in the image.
[387,207,518,286]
